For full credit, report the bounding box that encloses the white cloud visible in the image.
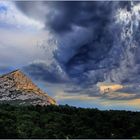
[0,27,49,67]
[0,1,44,30]
[0,1,56,68]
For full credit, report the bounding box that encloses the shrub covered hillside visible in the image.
[0,104,140,139]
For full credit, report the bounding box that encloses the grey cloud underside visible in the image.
[23,62,69,83]
[16,1,140,99]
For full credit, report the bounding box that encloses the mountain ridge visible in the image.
[0,69,56,106]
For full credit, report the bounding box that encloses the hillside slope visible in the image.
[0,70,56,105]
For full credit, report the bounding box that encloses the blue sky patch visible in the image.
[0,5,7,13]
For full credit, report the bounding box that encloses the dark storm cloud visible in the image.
[15,1,118,83]
[16,1,115,33]
[42,1,118,83]
[45,1,115,33]
[48,1,122,84]
[22,61,69,83]
[15,1,140,100]
[15,1,122,79]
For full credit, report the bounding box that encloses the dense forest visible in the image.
[0,104,140,139]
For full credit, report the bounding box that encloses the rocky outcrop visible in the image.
[0,70,56,106]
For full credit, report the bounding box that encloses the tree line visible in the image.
[0,104,140,139]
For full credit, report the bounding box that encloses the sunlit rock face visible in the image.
[0,70,56,105]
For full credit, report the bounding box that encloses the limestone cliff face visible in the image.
[0,70,56,106]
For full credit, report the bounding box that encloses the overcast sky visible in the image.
[1,1,140,110]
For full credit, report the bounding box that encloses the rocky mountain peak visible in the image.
[2,69,41,91]
[0,70,56,106]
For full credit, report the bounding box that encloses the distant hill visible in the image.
[0,70,56,105]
